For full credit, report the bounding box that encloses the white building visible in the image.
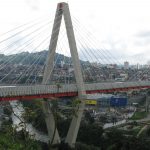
[124,61,129,69]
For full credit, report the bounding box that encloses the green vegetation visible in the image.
[120,126,142,136]
[21,100,150,150]
[0,121,43,150]
[131,126,142,136]
[130,111,148,120]
[77,124,150,150]
[77,123,103,147]
[0,132,42,150]
[3,102,12,116]
[22,99,48,133]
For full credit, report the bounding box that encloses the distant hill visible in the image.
[0,50,73,65]
[0,50,91,66]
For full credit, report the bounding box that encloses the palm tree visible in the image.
[56,83,61,93]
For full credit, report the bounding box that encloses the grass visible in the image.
[130,111,148,120]
[119,125,143,136]
[132,126,142,136]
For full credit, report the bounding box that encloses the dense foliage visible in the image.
[0,121,43,150]
[22,100,48,133]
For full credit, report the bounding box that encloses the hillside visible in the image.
[0,50,73,65]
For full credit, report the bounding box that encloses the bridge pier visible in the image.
[42,99,60,144]
[65,98,86,146]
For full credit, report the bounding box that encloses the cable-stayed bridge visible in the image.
[0,2,150,147]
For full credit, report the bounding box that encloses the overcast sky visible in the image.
[0,0,150,64]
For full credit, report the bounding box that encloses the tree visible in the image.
[56,83,62,93]
[0,101,43,150]
[84,111,95,124]
[77,123,104,147]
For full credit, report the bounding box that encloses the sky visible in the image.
[0,0,150,64]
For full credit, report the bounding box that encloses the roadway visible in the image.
[0,81,150,101]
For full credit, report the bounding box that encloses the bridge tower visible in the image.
[42,2,86,147]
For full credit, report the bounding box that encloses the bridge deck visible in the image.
[0,81,149,101]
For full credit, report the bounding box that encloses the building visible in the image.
[124,61,129,69]
[86,94,128,108]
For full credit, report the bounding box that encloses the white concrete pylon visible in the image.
[62,3,86,146]
[42,2,86,146]
[42,3,63,144]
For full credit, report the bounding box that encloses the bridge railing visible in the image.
[0,81,150,98]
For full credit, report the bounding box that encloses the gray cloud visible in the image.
[134,30,150,46]
[136,30,150,38]
[134,39,150,47]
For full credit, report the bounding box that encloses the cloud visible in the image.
[24,0,40,11]
[134,31,150,47]
[0,0,150,65]
[136,30,150,38]
[134,39,150,47]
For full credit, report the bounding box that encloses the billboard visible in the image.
[85,100,97,105]
[110,97,127,107]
